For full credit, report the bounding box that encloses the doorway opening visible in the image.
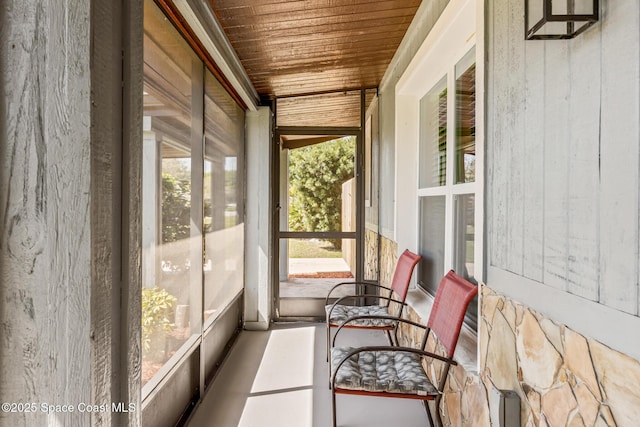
[274,132,363,319]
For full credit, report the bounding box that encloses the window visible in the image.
[417,47,480,328]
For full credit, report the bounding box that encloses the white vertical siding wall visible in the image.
[1,1,92,426]
[487,0,640,351]
[598,1,640,313]
[1,1,141,426]
[122,2,144,426]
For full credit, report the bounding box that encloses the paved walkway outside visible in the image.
[288,258,351,275]
[280,258,353,299]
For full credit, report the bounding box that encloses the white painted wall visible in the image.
[394,93,420,254]
[244,107,273,330]
[486,0,640,359]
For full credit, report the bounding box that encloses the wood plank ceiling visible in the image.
[208,0,423,100]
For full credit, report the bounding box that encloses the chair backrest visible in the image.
[389,249,422,303]
[427,270,478,358]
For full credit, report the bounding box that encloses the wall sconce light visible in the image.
[525,0,599,40]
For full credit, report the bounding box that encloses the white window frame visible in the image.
[395,0,484,288]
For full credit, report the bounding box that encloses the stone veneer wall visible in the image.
[378,236,398,289]
[481,286,640,427]
[364,228,379,281]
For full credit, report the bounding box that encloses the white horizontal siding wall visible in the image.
[487,0,640,357]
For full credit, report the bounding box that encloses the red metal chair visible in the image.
[330,270,478,427]
[324,249,421,361]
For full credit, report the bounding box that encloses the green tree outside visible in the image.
[288,137,355,248]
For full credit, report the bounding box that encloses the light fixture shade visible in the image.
[525,0,599,40]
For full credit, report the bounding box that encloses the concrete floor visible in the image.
[185,323,432,427]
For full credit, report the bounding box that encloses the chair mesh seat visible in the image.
[331,347,437,396]
[325,305,394,327]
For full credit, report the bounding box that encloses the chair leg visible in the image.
[332,389,337,427]
[327,324,334,387]
[326,323,330,362]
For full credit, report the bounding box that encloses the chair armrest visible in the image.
[326,294,406,322]
[331,345,457,389]
[332,315,427,347]
[325,280,385,305]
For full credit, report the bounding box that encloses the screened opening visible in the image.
[278,136,357,308]
[141,0,246,405]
